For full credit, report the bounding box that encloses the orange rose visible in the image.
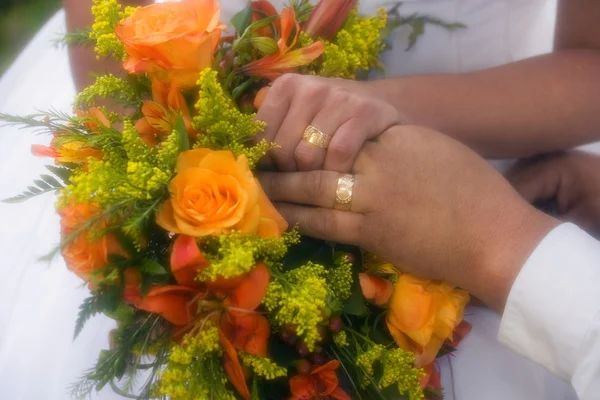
[386,274,469,367]
[115,0,225,88]
[59,203,124,281]
[156,149,287,238]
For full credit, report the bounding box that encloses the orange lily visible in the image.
[135,80,197,146]
[218,263,271,399]
[31,107,107,165]
[304,0,357,40]
[358,273,393,306]
[252,1,279,37]
[289,360,351,400]
[170,235,209,287]
[241,7,324,80]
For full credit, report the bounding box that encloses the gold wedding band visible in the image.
[334,174,354,211]
[303,125,331,149]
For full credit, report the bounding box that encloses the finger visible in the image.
[294,90,353,171]
[275,202,364,245]
[255,84,290,167]
[324,101,399,172]
[259,170,369,213]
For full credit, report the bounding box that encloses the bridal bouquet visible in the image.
[2,1,469,399]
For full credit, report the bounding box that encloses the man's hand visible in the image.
[259,126,559,312]
[508,151,600,238]
[255,74,400,172]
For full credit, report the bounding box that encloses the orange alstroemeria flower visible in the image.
[386,274,470,367]
[135,80,197,146]
[358,273,393,306]
[304,0,357,40]
[31,107,107,166]
[241,7,324,80]
[59,203,125,281]
[289,360,351,400]
[252,0,280,37]
[115,0,226,88]
[156,148,287,238]
[219,263,271,400]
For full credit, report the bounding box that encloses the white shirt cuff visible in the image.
[498,223,600,398]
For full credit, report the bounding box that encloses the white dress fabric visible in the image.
[0,1,585,399]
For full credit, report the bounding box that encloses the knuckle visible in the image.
[329,136,354,163]
[312,210,337,236]
[306,170,326,199]
[271,73,298,93]
[294,144,319,169]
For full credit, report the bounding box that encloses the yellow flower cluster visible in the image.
[379,348,425,400]
[239,352,287,380]
[199,230,299,282]
[90,0,136,59]
[357,344,424,399]
[74,74,139,109]
[192,69,269,167]
[157,322,236,400]
[333,331,349,348]
[327,254,353,301]
[303,8,388,79]
[264,262,328,351]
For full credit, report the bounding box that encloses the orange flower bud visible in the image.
[304,0,357,40]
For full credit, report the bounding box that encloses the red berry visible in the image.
[295,359,312,375]
[317,326,328,342]
[329,316,343,334]
[310,353,326,366]
[344,253,356,264]
[296,341,309,357]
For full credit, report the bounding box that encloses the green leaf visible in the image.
[140,259,168,276]
[46,165,72,184]
[33,179,51,190]
[103,303,135,323]
[74,296,98,340]
[174,114,190,153]
[40,173,63,188]
[249,36,279,55]
[231,78,256,101]
[343,286,369,316]
[247,15,278,31]
[407,19,425,50]
[251,375,260,400]
[231,1,253,34]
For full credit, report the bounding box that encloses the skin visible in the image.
[256,0,600,171]
[508,151,600,238]
[64,0,152,92]
[259,126,560,313]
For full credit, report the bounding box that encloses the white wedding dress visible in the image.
[0,1,584,399]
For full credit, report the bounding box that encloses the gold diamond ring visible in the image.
[303,125,331,149]
[334,174,354,211]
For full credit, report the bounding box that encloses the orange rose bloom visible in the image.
[115,0,225,88]
[386,274,469,367]
[156,149,287,238]
[59,203,124,281]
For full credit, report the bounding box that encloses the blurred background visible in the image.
[0,0,61,75]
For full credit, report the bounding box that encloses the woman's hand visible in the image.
[255,74,400,172]
[508,151,600,238]
[259,125,559,312]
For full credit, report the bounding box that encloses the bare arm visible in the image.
[64,0,151,92]
[366,0,600,158]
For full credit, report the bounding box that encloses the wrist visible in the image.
[471,205,560,313]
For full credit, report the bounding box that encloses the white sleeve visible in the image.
[498,223,600,399]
